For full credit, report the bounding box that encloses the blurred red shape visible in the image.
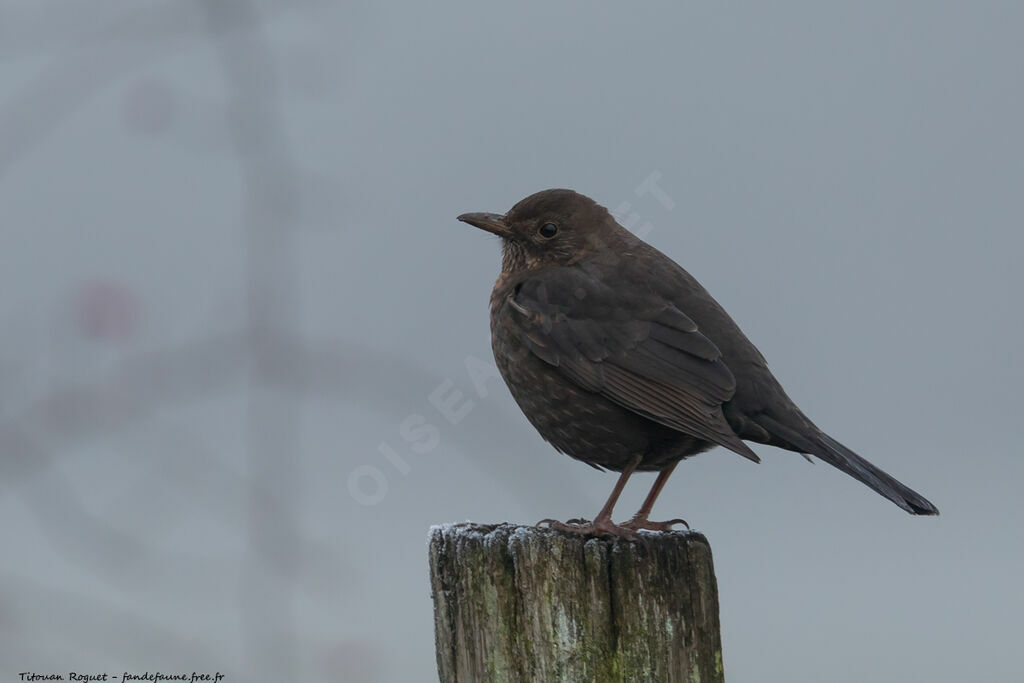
[74,280,141,340]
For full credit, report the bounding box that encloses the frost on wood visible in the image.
[428,523,724,683]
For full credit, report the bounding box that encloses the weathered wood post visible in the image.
[428,523,724,683]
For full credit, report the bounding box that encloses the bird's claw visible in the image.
[619,517,690,532]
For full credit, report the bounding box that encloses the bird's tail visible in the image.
[756,414,939,515]
[813,433,939,515]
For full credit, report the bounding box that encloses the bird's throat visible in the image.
[500,239,530,274]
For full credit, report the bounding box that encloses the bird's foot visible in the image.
[536,517,637,540]
[618,516,689,532]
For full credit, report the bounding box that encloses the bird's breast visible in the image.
[487,281,704,471]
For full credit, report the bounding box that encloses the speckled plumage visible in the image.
[490,269,714,472]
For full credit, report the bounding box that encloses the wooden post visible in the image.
[428,523,725,683]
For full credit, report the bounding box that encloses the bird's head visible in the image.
[459,189,626,272]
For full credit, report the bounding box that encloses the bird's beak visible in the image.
[457,212,511,238]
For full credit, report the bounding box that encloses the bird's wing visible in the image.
[503,267,759,462]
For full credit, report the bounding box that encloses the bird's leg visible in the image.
[620,461,689,531]
[538,455,642,538]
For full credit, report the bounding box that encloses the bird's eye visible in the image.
[538,222,558,238]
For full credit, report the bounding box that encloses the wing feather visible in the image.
[505,268,759,462]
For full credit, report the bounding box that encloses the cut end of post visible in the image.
[428,522,724,683]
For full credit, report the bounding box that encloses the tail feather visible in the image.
[815,433,939,515]
[755,414,939,515]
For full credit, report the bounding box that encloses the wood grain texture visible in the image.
[429,523,724,683]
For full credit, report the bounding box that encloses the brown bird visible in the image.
[459,189,938,537]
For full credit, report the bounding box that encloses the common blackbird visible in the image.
[459,189,938,536]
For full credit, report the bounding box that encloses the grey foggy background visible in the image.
[1,1,1021,681]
